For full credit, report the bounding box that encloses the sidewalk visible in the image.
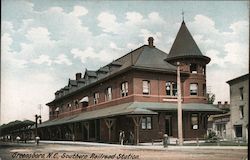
[39,140,248,150]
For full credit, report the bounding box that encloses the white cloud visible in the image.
[54,54,72,65]
[97,12,120,33]
[1,21,14,34]
[71,47,120,64]
[1,33,28,68]
[126,12,144,24]
[70,6,88,17]
[224,42,249,67]
[110,42,122,51]
[148,12,166,24]
[26,27,54,44]
[32,54,52,66]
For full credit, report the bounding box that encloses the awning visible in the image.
[80,96,89,103]
[37,102,222,128]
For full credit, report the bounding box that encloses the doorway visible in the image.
[165,116,172,136]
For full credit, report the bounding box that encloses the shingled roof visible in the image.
[166,21,210,63]
[48,38,177,104]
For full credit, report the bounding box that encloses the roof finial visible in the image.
[182,9,184,22]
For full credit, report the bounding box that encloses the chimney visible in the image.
[76,73,82,80]
[217,101,222,108]
[148,37,154,47]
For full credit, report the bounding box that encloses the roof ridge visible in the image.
[133,46,146,66]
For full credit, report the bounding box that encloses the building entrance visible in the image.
[165,116,172,136]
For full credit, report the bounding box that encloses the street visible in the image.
[0,142,248,160]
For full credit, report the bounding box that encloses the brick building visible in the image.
[227,74,249,142]
[37,20,221,144]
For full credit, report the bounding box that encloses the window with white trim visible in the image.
[142,80,150,95]
[166,81,177,96]
[141,117,152,130]
[121,82,128,97]
[105,87,112,101]
[190,83,198,96]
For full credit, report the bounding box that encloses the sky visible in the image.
[1,0,249,125]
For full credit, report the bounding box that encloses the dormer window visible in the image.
[190,63,197,74]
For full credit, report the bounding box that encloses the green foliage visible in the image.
[207,94,215,104]
[205,130,219,142]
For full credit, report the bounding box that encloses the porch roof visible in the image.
[38,102,221,128]
[38,102,157,128]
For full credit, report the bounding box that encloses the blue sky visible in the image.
[1,0,249,124]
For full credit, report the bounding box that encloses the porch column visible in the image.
[68,123,75,141]
[56,126,62,140]
[104,118,115,143]
[132,116,142,145]
[83,122,89,140]
[47,127,52,140]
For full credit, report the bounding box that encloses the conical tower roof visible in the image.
[166,21,210,63]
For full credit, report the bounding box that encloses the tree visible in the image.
[207,93,215,104]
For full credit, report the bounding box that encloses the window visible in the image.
[202,66,206,75]
[190,83,198,96]
[67,103,72,108]
[203,84,206,97]
[105,87,112,101]
[142,80,150,94]
[74,100,79,108]
[166,81,177,96]
[239,87,244,100]
[239,105,244,119]
[190,63,197,74]
[191,113,199,129]
[67,103,72,111]
[94,92,100,104]
[234,125,242,137]
[121,82,128,97]
[141,117,152,129]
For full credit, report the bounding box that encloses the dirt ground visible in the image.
[0,142,248,160]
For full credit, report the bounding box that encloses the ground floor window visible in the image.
[234,125,242,137]
[191,113,199,129]
[141,117,152,130]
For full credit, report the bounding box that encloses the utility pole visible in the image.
[35,114,42,138]
[177,62,183,145]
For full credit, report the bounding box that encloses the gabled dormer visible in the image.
[108,61,122,72]
[96,66,109,79]
[68,79,78,92]
[84,69,97,84]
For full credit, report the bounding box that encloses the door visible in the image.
[165,116,172,136]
